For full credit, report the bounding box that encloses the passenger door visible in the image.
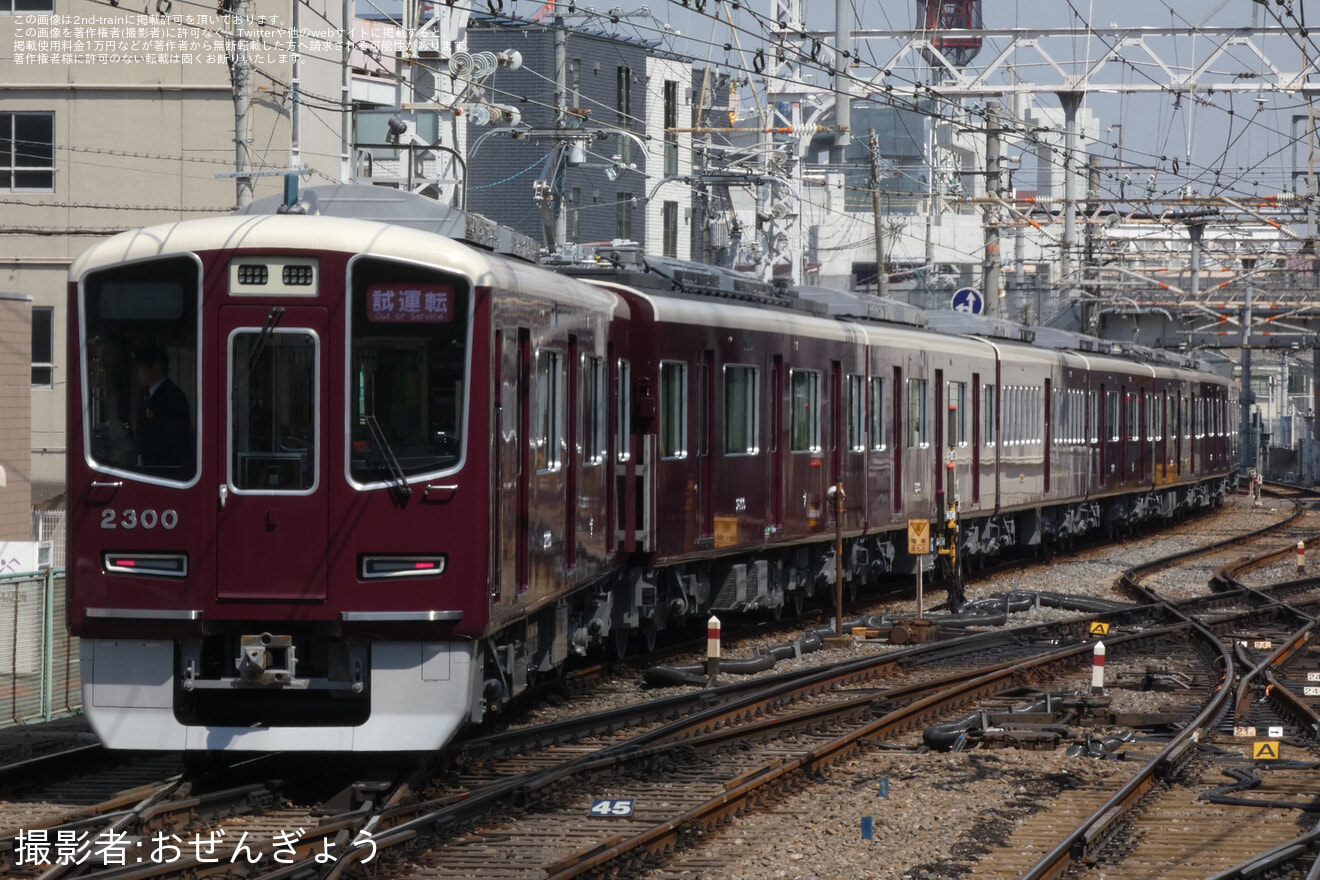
[216,306,328,600]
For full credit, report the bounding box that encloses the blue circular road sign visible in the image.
[951,287,984,315]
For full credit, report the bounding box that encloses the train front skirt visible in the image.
[79,639,476,751]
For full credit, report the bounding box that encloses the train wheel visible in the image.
[611,625,630,660]
[641,620,658,653]
[790,591,805,617]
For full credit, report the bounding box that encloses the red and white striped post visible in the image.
[1298,541,1306,571]
[706,615,721,686]
[1091,640,1106,694]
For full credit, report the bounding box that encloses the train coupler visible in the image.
[237,633,298,686]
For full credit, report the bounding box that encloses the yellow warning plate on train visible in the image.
[908,519,930,555]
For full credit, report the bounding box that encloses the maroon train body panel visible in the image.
[63,188,1236,753]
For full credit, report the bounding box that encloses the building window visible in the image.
[617,193,634,242]
[569,58,581,110]
[569,186,581,243]
[1,0,52,14]
[616,65,633,163]
[789,369,820,452]
[31,305,53,387]
[660,360,687,459]
[663,80,679,176]
[1,112,54,191]
[662,201,678,258]
[723,364,758,455]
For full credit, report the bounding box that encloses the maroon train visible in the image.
[66,187,1236,752]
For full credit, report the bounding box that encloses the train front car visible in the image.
[68,212,523,751]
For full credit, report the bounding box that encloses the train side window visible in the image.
[723,364,759,455]
[905,377,928,449]
[1089,390,1098,443]
[846,374,864,452]
[616,359,632,462]
[660,360,688,459]
[1033,386,1042,444]
[1107,391,1120,442]
[1126,392,1139,442]
[535,350,563,472]
[789,369,821,453]
[868,376,886,451]
[982,384,996,447]
[582,354,606,465]
[945,380,967,447]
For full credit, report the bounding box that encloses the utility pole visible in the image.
[869,129,889,299]
[983,107,1002,318]
[229,0,254,207]
[340,0,351,181]
[290,0,301,171]
[553,0,568,248]
[1056,91,1083,310]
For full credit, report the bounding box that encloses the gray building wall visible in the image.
[0,1,348,502]
[466,21,651,248]
[0,294,31,541]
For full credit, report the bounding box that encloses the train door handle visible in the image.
[219,484,228,509]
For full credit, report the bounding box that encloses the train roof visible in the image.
[68,197,619,317]
[790,286,928,327]
[239,184,542,262]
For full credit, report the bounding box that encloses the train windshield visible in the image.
[80,257,200,484]
[348,258,470,484]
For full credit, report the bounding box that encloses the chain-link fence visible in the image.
[0,571,80,725]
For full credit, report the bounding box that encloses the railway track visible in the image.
[3,491,1319,879]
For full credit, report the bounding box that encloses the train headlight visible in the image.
[360,555,448,579]
[104,552,188,577]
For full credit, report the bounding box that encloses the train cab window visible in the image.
[945,380,967,447]
[80,257,200,484]
[230,330,317,492]
[724,364,759,455]
[790,369,821,453]
[349,258,470,485]
[534,350,563,472]
[660,360,688,459]
[982,384,996,447]
[905,377,928,449]
[845,375,864,452]
[868,377,886,451]
[617,359,632,462]
[582,354,606,465]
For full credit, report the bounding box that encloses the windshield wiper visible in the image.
[364,414,413,501]
[239,306,285,386]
